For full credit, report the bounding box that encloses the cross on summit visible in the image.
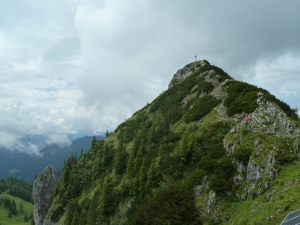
[194,55,197,61]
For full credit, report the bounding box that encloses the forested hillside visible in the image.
[43,60,300,225]
[0,178,33,203]
[0,178,34,225]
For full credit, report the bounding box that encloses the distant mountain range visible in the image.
[0,135,104,181]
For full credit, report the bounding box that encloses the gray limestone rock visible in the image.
[33,166,59,225]
[233,175,243,186]
[253,138,261,147]
[236,161,247,173]
[207,190,216,214]
[293,140,300,149]
[247,161,263,183]
[257,92,265,105]
[168,60,206,88]
[248,101,300,136]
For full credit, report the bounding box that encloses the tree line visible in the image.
[0,177,33,203]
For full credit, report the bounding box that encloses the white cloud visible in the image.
[248,52,300,108]
[0,0,300,154]
[0,131,41,156]
[45,133,71,148]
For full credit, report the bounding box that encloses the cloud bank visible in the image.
[0,0,300,154]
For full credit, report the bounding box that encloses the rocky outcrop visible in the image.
[33,166,59,225]
[226,92,299,137]
[257,92,265,105]
[168,60,206,88]
[222,92,300,201]
[249,101,299,135]
[194,177,227,223]
[246,161,263,183]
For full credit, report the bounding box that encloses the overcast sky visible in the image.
[1,0,300,154]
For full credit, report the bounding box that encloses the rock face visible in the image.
[168,60,206,88]
[256,92,265,105]
[222,92,300,202]
[250,102,299,135]
[33,166,59,225]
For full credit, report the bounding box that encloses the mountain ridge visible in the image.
[39,60,300,225]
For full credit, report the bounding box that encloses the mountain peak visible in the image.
[168,60,208,88]
[41,61,300,225]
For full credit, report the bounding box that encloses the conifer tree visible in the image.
[71,211,79,225]
[102,142,111,170]
[11,199,17,216]
[86,187,102,224]
[179,130,189,166]
[126,136,141,176]
[146,158,161,190]
[114,133,127,175]
[91,136,97,147]
[20,201,23,213]
[24,211,28,222]
[138,158,148,197]
[65,199,79,225]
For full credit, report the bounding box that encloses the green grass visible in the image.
[0,192,33,225]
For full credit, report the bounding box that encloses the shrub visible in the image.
[224,81,299,119]
[50,203,64,221]
[184,95,220,123]
[208,176,232,193]
[227,91,258,116]
[130,181,202,225]
[277,153,297,165]
[163,132,181,143]
[203,59,210,65]
[187,170,204,186]
[150,71,199,113]
[199,156,215,172]
[206,142,225,159]
[232,146,252,162]
[208,156,234,193]
[197,78,214,96]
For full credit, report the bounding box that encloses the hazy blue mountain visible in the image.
[0,135,104,181]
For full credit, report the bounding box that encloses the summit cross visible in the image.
[194,55,197,61]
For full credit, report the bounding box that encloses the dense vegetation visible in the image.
[46,60,300,225]
[0,178,33,203]
[52,120,235,224]
[224,81,299,119]
[184,95,220,123]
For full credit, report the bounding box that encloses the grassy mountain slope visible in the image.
[0,192,34,225]
[0,178,34,225]
[44,60,299,225]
